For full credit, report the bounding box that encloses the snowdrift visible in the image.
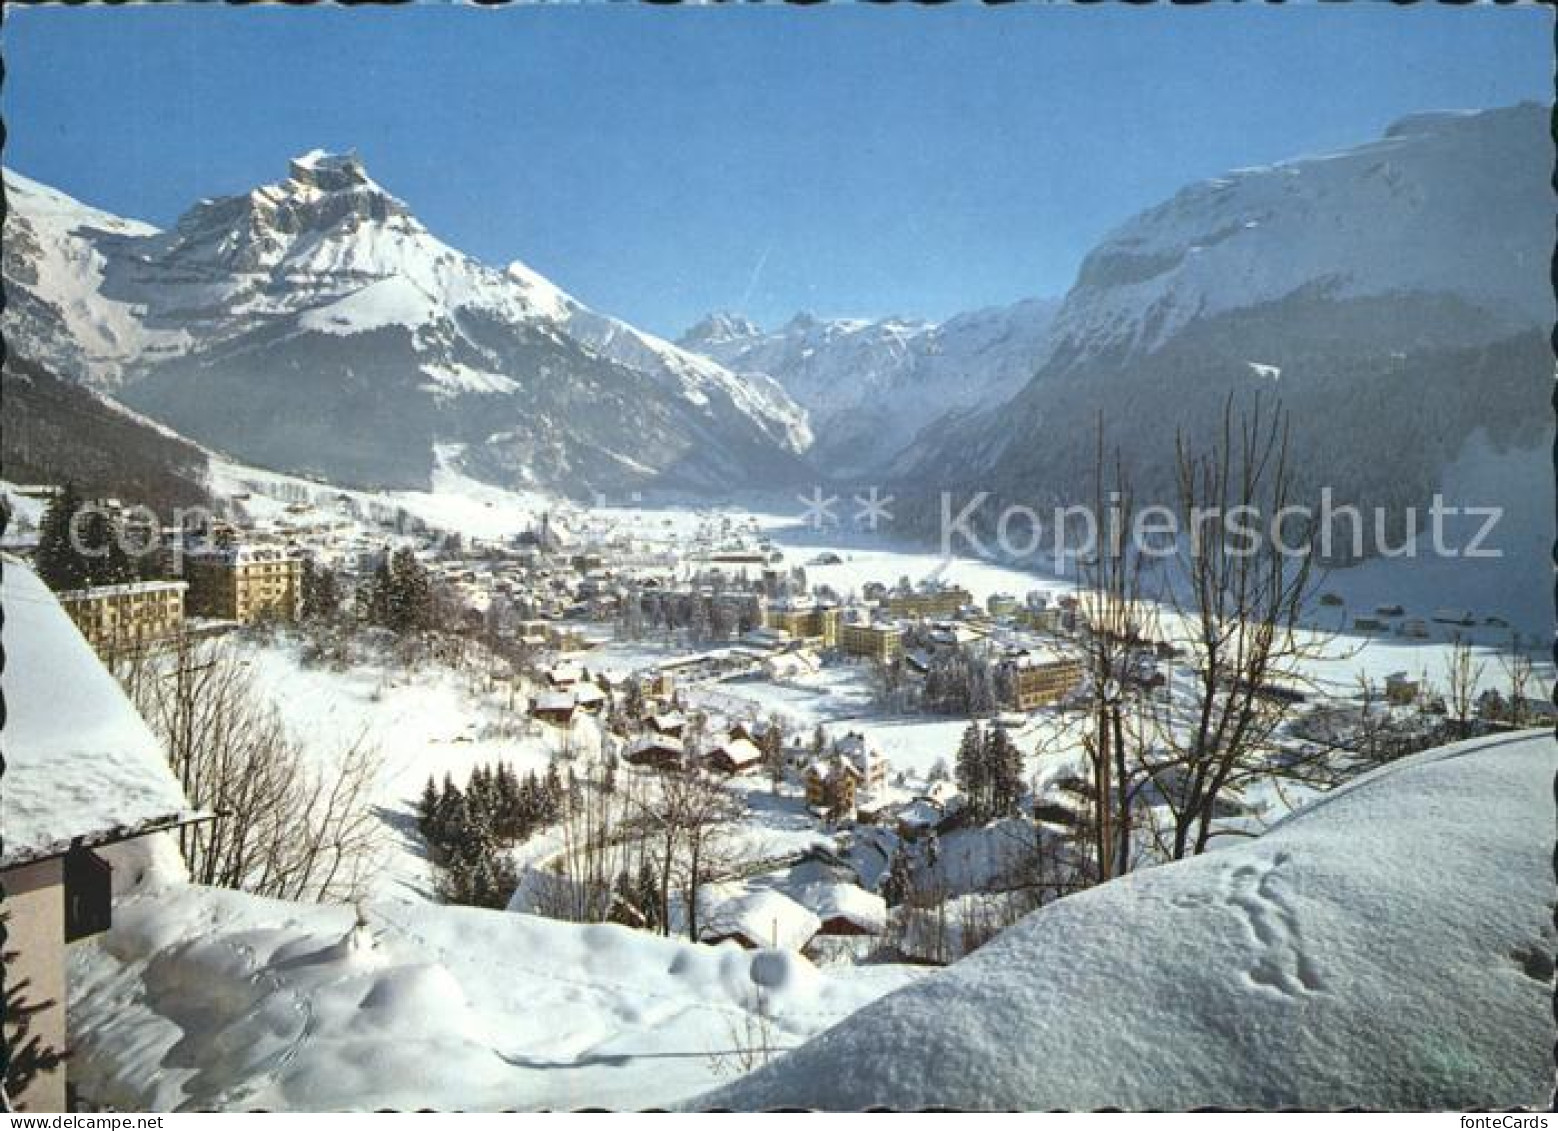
[697,729,1556,1110]
[67,889,922,1110]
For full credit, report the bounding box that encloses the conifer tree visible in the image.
[955,723,987,822]
[35,481,88,591]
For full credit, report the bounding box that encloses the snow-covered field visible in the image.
[698,729,1557,1110]
[68,884,924,1111]
[230,633,582,903]
[208,450,552,544]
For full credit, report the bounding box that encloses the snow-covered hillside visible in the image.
[679,298,1059,475]
[1,172,187,384]
[2,155,810,495]
[897,103,1554,568]
[1048,103,1553,366]
[67,886,923,1110]
[697,729,1556,1110]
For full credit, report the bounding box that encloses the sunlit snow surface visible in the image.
[696,729,1557,1111]
[68,888,923,1110]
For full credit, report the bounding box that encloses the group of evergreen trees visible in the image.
[300,556,342,621]
[415,761,567,908]
[616,585,760,645]
[608,857,666,932]
[34,481,151,591]
[922,650,1003,716]
[357,546,434,633]
[954,722,1026,824]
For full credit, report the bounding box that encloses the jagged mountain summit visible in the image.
[678,297,1060,476]
[3,152,811,494]
[896,103,1554,535]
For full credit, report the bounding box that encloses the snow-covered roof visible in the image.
[183,548,299,570]
[57,579,189,600]
[67,884,916,1110]
[547,662,584,685]
[628,734,684,757]
[2,558,194,866]
[707,737,762,770]
[700,887,821,952]
[572,683,605,706]
[794,882,887,935]
[698,729,1556,1110]
[895,798,944,829]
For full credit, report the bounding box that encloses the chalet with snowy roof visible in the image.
[530,690,577,727]
[699,887,821,952]
[647,711,687,739]
[624,734,685,770]
[546,661,585,688]
[795,881,888,938]
[894,796,948,841]
[763,648,822,681]
[1385,671,1421,706]
[728,718,777,746]
[705,736,763,776]
[1,559,203,1111]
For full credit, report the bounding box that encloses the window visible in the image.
[64,846,113,942]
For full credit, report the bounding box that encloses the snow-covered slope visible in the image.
[67,886,922,1110]
[3,155,810,495]
[697,729,1556,1110]
[897,103,1554,562]
[1,171,189,383]
[1048,103,1552,366]
[0,560,195,864]
[680,298,1059,476]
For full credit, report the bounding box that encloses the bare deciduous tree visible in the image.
[1072,418,1161,881]
[115,632,381,902]
[1499,642,1534,727]
[1444,634,1487,736]
[1147,395,1334,859]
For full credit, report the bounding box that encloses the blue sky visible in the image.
[3,4,1549,337]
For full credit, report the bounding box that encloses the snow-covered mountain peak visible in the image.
[1051,102,1553,365]
[678,297,1058,475]
[286,149,380,194]
[4,159,814,491]
[680,311,764,348]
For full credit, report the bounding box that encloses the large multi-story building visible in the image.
[183,545,302,623]
[838,618,905,663]
[884,585,973,620]
[997,647,1085,710]
[762,599,840,648]
[56,580,188,655]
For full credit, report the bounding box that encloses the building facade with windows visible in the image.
[998,648,1085,710]
[183,545,302,623]
[56,580,187,654]
[839,619,905,663]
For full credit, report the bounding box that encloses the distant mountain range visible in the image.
[678,299,1060,476]
[885,103,1553,541]
[5,104,1550,524]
